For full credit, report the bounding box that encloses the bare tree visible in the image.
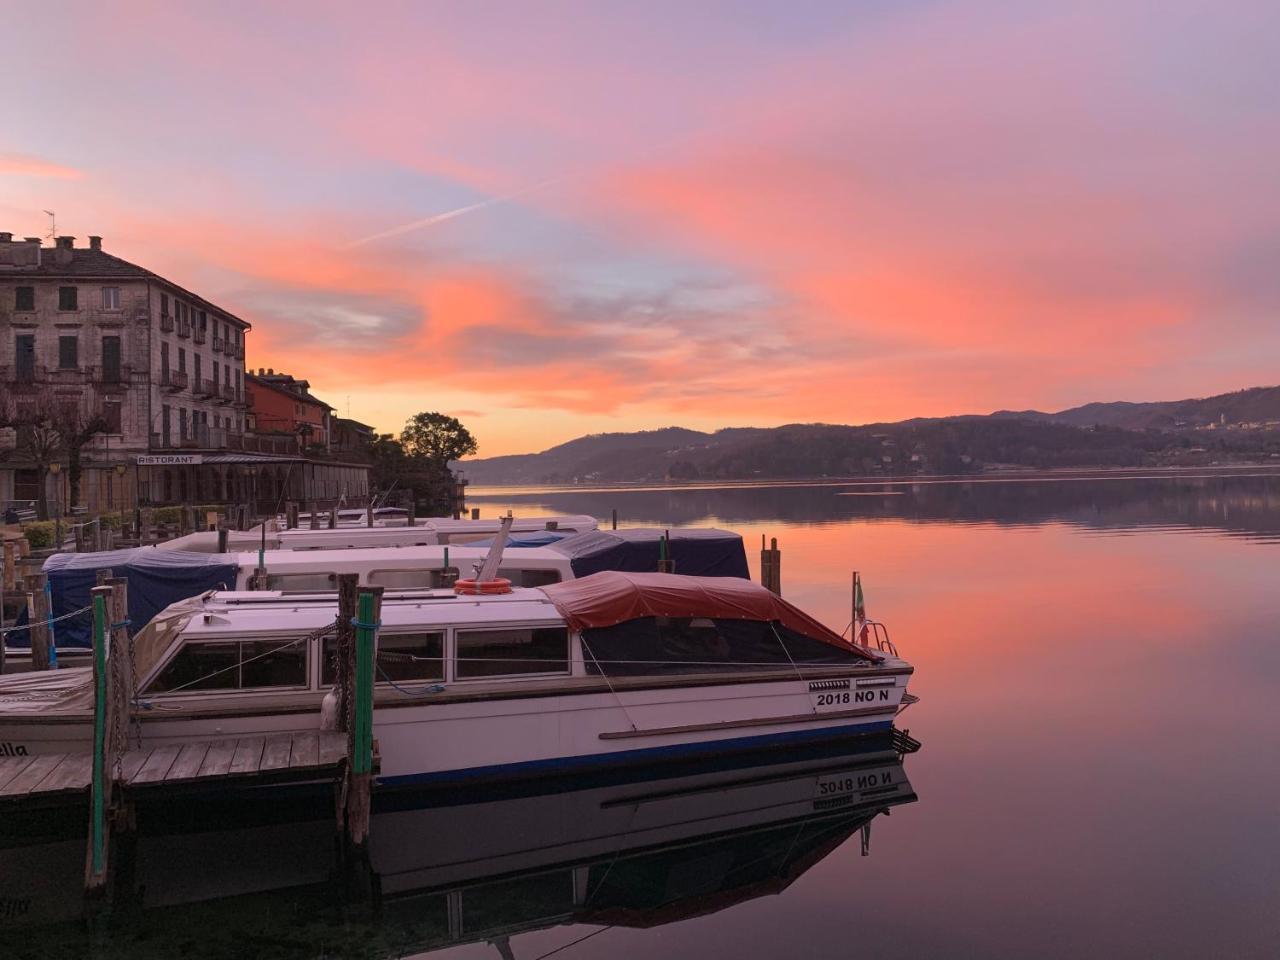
[0,386,109,519]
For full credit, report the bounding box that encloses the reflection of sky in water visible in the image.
[456,477,1280,958]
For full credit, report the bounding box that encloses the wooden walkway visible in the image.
[0,732,350,805]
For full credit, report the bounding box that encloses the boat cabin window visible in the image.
[455,626,569,679]
[322,631,445,685]
[265,572,336,592]
[580,617,866,677]
[148,639,307,693]
[496,568,562,588]
[368,568,459,589]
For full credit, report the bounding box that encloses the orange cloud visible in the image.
[0,153,81,180]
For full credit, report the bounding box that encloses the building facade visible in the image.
[245,370,333,451]
[0,232,368,514]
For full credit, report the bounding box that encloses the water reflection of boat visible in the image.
[0,737,919,956]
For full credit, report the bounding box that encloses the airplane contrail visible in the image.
[345,177,563,248]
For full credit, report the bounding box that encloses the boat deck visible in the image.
[0,731,350,806]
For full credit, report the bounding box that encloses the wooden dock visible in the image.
[0,732,352,807]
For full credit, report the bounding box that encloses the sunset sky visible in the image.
[2,1,1277,457]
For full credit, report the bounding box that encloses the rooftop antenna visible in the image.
[42,210,55,240]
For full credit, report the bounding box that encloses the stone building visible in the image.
[0,233,368,515]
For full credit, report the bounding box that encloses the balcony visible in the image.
[219,383,236,404]
[90,365,132,394]
[48,365,87,385]
[212,336,225,354]
[160,314,175,333]
[193,378,214,399]
[161,369,188,393]
[234,343,245,360]
[5,363,48,392]
[177,319,192,339]
[193,326,207,345]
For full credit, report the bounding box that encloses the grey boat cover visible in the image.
[548,528,750,580]
[14,548,237,650]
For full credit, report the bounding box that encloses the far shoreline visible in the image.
[464,462,1280,497]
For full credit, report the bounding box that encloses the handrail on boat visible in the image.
[859,620,898,657]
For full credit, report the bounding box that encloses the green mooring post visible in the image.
[343,584,383,901]
[85,585,112,899]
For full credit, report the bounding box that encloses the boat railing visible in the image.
[859,620,898,657]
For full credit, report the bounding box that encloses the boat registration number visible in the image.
[808,678,894,710]
[814,767,896,798]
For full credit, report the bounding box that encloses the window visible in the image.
[179,407,188,440]
[103,399,122,433]
[455,627,569,679]
[58,336,78,370]
[161,404,171,446]
[58,286,78,310]
[322,631,444,685]
[15,335,35,381]
[223,363,230,388]
[101,335,121,382]
[194,354,202,385]
[147,639,306,693]
[178,347,186,373]
[160,293,169,317]
[198,310,207,331]
[235,369,241,397]
[211,360,218,387]
[160,341,170,378]
[14,287,34,311]
[101,286,120,310]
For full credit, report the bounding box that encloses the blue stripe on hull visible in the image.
[377,718,894,789]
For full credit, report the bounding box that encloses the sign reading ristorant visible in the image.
[136,454,204,466]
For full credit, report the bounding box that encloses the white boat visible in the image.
[0,572,913,786]
[155,514,600,554]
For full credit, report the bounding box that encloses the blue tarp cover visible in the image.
[11,548,237,650]
[465,531,572,549]
[549,528,750,580]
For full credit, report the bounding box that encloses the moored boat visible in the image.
[0,571,913,785]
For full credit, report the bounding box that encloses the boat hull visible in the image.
[0,673,909,785]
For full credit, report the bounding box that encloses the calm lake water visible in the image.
[4,472,1279,958]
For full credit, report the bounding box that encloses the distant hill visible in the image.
[457,386,1280,485]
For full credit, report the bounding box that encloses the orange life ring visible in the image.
[454,577,513,595]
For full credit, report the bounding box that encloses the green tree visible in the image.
[399,412,477,465]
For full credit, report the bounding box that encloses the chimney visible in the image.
[57,236,74,250]
[0,233,11,243]
[267,368,274,375]
[88,236,102,251]
[51,236,74,266]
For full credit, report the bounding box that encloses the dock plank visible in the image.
[117,750,150,783]
[258,735,294,773]
[288,732,319,769]
[0,755,36,793]
[32,754,92,794]
[195,739,238,779]
[131,745,182,785]
[317,732,347,766]
[228,737,265,776]
[165,742,211,783]
[0,754,64,797]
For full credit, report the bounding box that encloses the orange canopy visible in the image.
[541,571,882,662]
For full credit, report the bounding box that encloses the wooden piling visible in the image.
[28,571,50,671]
[657,530,675,574]
[365,502,374,528]
[328,506,337,529]
[308,502,320,530]
[471,508,480,521]
[406,499,416,527]
[84,585,114,899]
[611,508,618,530]
[760,536,782,595]
[216,527,228,553]
[3,540,15,592]
[343,583,382,895]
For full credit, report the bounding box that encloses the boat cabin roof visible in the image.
[191,588,565,637]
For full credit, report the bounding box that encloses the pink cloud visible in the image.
[0,153,82,180]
